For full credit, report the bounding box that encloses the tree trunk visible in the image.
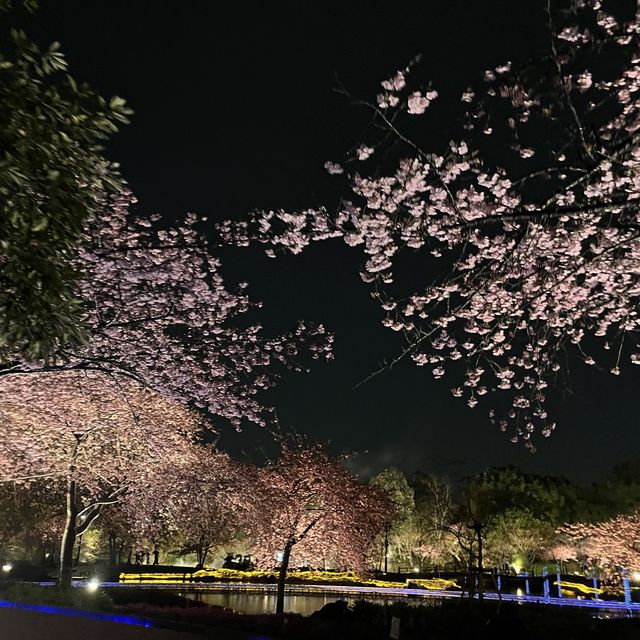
[59,478,78,587]
[466,545,474,599]
[384,527,389,573]
[475,525,484,601]
[153,545,159,565]
[108,532,117,565]
[195,536,208,569]
[276,540,293,614]
[75,535,83,565]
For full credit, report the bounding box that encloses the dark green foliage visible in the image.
[108,588,206,609]
[0,2,131,360]
[0,583,112,610]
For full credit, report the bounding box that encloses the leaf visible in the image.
[31,216,49,232]
[109,96,126,109]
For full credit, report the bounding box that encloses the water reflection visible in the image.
[183,591,390,616]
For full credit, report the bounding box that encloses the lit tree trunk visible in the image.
[467,543,475,599]
[75,534,83,565]
[384,526,389,573]
[195,537,210,568]
[153,545,159,565]
[276,540,293,614]
[475,524,484,601]
[108,532,117,565]
[59,478,77,587]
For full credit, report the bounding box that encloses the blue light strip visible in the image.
[0,599,154,628]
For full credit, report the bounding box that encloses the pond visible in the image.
[180,589,433,616]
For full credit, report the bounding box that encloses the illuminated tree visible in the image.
[224,1,640,447]
[1,192,331,428]
[244,444,390,613]
[0,371,202,585]
[107,447,245,567]
[369,468,417,572]
[167,450,246,567]
[0,188,331,585]
[558,512,640,577]
[412,474,455,570]
[0,482,63,564]
[484,510,548,569]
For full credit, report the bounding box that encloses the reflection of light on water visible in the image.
[188,592,386,616]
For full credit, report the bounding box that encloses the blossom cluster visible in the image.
[222,2,640,447]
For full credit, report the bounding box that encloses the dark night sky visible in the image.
[24,0,640,482]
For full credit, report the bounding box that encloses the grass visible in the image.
[0,583,113,611]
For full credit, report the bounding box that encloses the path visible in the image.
[0,602,268,640]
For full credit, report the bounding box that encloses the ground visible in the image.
[0,606,262,640]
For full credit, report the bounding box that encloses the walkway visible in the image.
[0,600,269,640]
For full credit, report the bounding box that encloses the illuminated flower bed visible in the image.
[119,569,460,591]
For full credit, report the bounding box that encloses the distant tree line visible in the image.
[368,462,640,585]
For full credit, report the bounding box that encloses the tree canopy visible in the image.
[224,0,640,448]
[0,1,131,359]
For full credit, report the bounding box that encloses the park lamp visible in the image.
[86,578,100,593]
[2,564,12,573]
[632,571,640,582]
[511,563,522,574]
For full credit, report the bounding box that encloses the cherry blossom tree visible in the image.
[242,443,390,613]
[0,481,63,564]
[223,1,640,448]
[105,446,245,567]
[0,371,203,585]
[1,192,331,428]
[167,449,246,567]
[558,512,640,577]
[0,188,331,585]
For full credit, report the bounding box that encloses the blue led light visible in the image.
[0,599,154,628]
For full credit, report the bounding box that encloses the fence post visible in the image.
[623,568,632,606]
[542,566,550,603]
[591,567,599,601]
[556,562,562,598]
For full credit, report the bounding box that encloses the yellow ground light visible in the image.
[119,568,460,591]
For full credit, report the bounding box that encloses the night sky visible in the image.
[25,0,640,482]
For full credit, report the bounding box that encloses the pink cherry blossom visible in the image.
[222,3,640,448]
